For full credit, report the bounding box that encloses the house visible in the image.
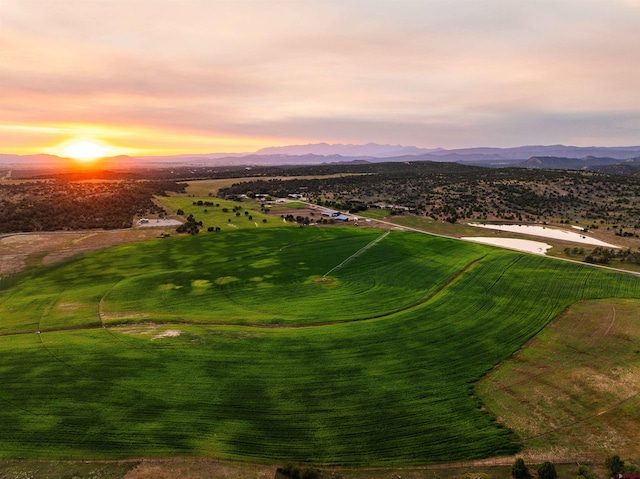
[334,215,349,221]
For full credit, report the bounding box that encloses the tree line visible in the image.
[217,161,640,228]
[0,180,186,233]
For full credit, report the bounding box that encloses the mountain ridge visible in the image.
[3,143,640,169]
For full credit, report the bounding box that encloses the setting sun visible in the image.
[62,140,109,162]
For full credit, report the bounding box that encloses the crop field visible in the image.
[1,226,640,465]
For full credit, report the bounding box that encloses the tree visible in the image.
[606,455,625,476]
[538,461,557,479]
[576,464,598,479]
[176,209,184,215]
[512,458,529,479]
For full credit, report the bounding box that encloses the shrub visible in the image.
[302,468,319,479]
[606,455,625,476]
[277,464,320,479]
[538,461,557,479]
[576,464,597,479]
[512,458,529,479]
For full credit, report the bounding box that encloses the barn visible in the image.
[321,209,339,217]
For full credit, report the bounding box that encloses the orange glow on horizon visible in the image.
[2,122,315,158]
[6,123,291,157]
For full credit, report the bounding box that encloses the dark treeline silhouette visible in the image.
[0,180,186,233]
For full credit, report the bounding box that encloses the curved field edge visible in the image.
[1,227,485,330]
[0,227,639,465]
[476,297,640,460]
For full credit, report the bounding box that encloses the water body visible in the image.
[467,223,620,248]
[462,237,552,255]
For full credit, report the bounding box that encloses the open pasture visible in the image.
[1,227,640,464]
[477,297,640,460]
[158,196,287,231]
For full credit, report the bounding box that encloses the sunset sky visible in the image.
[1,0,639,157]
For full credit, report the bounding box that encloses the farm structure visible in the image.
[321,209,340,217]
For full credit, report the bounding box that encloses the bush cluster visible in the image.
[277,464,320,479]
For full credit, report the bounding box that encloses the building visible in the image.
[321,209,339,217]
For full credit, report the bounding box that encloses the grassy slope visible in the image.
[0,227,639,464]
[476,298,640,460]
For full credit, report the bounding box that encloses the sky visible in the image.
[1,0,639,157]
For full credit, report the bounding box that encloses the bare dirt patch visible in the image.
[124,459,275,479]
[111,323,161,335]
[43,229,164,265]
[101,312,152,321]
[0,229,171,279]
[0,232,83,277]
[111,324,182,341]
[270,206,322,219]
[152,329,182,340]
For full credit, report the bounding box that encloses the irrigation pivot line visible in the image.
[323,230,391,278]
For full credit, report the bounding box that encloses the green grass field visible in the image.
[1,226,640,465]
[358,208,391,219]
[158,196,291,231]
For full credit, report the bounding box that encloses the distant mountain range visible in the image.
[254,142,442,157]
[516,155,638,170]
[3,143,640,172]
